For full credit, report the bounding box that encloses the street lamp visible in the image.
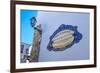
[30,17,37,27]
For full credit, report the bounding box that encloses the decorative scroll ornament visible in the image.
[47,24,83,51]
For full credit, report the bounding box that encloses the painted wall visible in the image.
[36,11,90,62]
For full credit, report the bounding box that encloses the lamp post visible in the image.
[30,17,37,27]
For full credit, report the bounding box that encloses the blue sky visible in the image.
[21,10,37,44]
